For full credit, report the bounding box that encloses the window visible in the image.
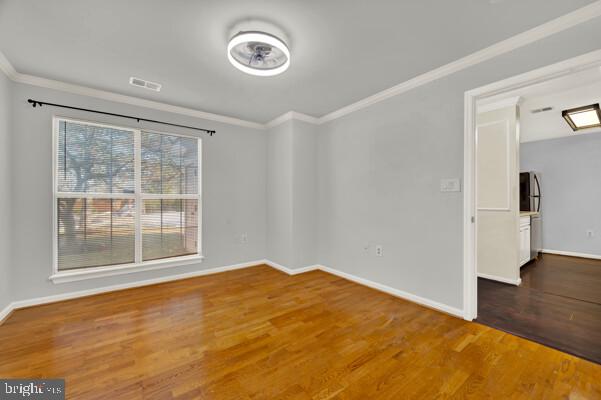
[53,118,201,278]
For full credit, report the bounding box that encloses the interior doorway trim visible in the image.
[462,48,601,321]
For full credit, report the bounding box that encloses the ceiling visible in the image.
[520,69,601,143]
[479,67,601,142]
[0,0,596,123]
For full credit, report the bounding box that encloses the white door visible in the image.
[476,105,521,283]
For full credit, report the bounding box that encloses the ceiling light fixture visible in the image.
[227,31,290,76]
[562,103,601,131]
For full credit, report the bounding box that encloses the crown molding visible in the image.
[0,50,17,80]
[317,1,601,125]
[1,1,600,130]
[265,111,319,129]
[16,73,265,130]
[0,55,265,130]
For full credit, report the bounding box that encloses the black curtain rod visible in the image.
[27,99,216,136]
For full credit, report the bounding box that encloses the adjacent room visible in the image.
[476,67,601,365]
[1,1,601,398]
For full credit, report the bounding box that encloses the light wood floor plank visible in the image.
[1,265,599,399]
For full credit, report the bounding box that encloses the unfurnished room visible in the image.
[1,1,601,399]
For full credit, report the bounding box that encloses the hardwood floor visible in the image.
[477,254,601,365]
[520,253,601,304]
[1,264,600,399]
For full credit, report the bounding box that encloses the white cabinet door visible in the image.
[519,225,531,266]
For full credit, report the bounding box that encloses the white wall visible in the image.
[317,17,601,310]
[9,82,267,301]
[2,15,601,316]
[266,120,317,269]
[521,134,601,256]
[290,121,318,268]
[266,121,294,266]
[0,71,11,311]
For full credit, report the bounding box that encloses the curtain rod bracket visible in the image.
[29,99,43,108]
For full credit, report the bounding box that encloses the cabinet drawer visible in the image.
[520,225,531,266]
[520,216,531,227]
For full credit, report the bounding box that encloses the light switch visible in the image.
[440,178,461,192]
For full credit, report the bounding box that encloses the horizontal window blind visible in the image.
[57,120,134,194]
[142,199,198,261]
[141,132,198,194]
[57,198,135,270]
[55,118,201,272]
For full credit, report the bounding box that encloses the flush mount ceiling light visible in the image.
[227,31,290,76]
[562,103,601,131]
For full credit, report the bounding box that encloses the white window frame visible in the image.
[50,116,203,283]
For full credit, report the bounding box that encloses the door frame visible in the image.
[462,49,601,321]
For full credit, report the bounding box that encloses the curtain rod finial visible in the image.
[28,99,42,108]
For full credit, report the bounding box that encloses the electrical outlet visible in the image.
[240,233,248,244]
[375,245,383,257]
[586,230,594,238]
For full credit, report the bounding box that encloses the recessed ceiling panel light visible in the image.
[562,103,601,131]
[227,31,290,77]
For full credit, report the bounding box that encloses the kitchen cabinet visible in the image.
[519,216,531,267]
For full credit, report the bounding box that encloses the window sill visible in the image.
[49,255,205,284]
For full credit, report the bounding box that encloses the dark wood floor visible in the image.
[1,264,601,399]
[477,253,601,365]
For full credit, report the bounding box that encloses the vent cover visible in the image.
[530,106,553,114]
[129,77,162,92]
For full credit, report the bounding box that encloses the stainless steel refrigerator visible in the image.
[520,172,542,259]
[520,172,541,213]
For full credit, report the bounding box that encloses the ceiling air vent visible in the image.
[129,77,162,92]
[530,106,553,114]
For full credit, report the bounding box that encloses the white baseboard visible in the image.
[263,260,320,275]
[1,258,465,325]
[265,260,463,317]
[542,249,601,260]
[0,302,13,325]
[318,265,464,318]
[478,272,521,286]
[3,260,265,320]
